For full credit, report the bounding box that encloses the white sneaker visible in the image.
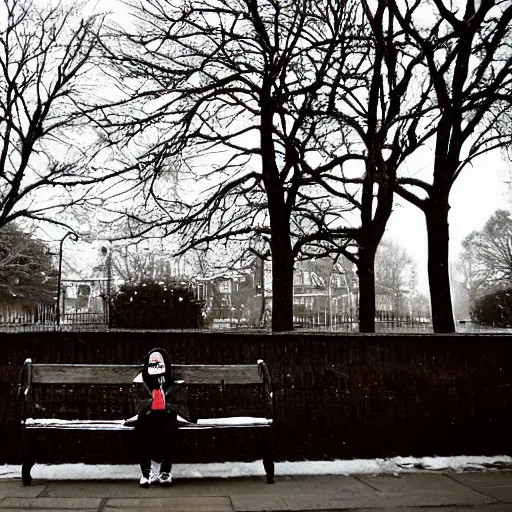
[158,472,172,486]
[139,473,151,488]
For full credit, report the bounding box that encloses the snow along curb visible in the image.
[1,456,512,480]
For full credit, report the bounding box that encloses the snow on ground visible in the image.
[1,456,511,480]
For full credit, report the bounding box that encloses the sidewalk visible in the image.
[1,471,512,511]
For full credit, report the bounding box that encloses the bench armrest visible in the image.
[257,360,274,422]
[20,358,33,425]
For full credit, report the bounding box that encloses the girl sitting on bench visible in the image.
[136,348,190,488]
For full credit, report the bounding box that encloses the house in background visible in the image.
[57,243,112,321]
[196,256,359,327]
[196,270,259,327]
[293,257,358,317]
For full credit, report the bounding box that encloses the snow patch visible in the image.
[25,419,126,426]
[24,416,272,428]
[197,417,272,426]
[1,456,511,481]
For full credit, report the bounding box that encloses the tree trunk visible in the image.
[425,201,455,333]
[270,233,295,331]
[356,166,393,333]
[260,86,294,332]
[357,247,376,333]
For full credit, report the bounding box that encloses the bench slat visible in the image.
[31,364,263,385]
[174,365,262,384]
[31,365,140,385]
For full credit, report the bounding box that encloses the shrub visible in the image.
[110,279,204,329]
[470,289,512,327]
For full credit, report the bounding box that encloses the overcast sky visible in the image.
[389,149,510,292]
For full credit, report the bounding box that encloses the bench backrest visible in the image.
[28,364,265,385]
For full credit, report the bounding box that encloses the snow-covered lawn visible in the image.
[1,456,511,480]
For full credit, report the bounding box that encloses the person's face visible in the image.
[148,351,166,375]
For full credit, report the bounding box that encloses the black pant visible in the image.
[135,410,177,475]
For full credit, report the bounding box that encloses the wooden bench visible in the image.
[20,358,275,485]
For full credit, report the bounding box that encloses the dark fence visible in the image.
[0,306,107,333]
[1,331,512,465]
[0,304,56,326]
[293,310,431,333]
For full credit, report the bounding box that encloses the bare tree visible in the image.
[475,210,512,283]
[457,210,512,297]
[0,223,56,304]
[97,0,361,331]
[452,231,489,312]
[409,292,431,320]
[386,0,512,332]
[110,245,155,285]
[0,0,122,230]
[298,0,436,331]
[111,243,200,284]
[375,238,416,313]
[98,0,445,332]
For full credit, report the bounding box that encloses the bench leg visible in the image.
[21,430,35,485]
[263,457,274,484]
[22,460,34,486]
[260,427,275,484]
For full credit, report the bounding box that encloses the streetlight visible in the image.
[56,231,78,326]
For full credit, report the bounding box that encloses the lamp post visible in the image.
[328,273,332,332]
[97,242,113,327]
[106,243,112,328]
[56,231,78,326]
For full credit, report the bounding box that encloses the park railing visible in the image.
[60,311,107,325]
[292,309,432,333]
[0,304,107,332]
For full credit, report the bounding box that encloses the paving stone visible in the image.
[354,507,512,512]
[105,496,232,511]
[41,482,173,498]
[267,475,384,510]
[358,473,496,508]
[43,478,268,498]
[0,497,101,509]
[42,476,369,499]
[281,493,382,510]
[0,509,98,512]
[418,507,512,512]
[0,482,47,499]
[450,471,512,487]
[230,494,288,511]
[450,471,512,503]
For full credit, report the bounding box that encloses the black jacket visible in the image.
[136,348,192,423]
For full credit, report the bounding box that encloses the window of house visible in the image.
[219,280,231,294]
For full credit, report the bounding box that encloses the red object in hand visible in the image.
[152,389,165,410]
